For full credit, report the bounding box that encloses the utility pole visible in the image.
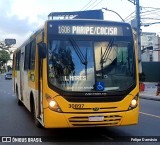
[128,0,142,73]
[136,0,142,73]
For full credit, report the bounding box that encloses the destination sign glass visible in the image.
[47,23,132,36]
[57,25,123,36]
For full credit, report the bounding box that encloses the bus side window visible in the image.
[16,50,21,70]
[30,39,36,70]
[24,44,30,70]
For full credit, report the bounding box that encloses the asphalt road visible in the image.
[0,74,160,145]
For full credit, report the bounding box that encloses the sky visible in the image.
[0,0,160,47]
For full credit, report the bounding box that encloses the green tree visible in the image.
[0,50,10,64]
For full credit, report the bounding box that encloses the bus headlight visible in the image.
[49,100,56,108]
[128,95,138,110]
[46,95,62,112]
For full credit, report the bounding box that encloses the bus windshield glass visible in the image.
[47,37,135,92]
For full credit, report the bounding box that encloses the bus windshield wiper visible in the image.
[100,39,114,78]
[69,38,88,78]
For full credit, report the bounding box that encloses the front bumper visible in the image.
[43,105,139,128]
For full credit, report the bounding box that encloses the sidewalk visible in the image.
[139,90,160,101]
[139,82,160,101]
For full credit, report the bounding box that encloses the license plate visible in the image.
[88,116,104,122]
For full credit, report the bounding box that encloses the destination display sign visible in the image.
[48,21,132,36]
[57,25,123,36]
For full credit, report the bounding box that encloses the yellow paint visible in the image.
[12,21,140,128]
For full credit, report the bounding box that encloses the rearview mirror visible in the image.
[38,42,46,59]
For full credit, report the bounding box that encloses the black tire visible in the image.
[16,87,23,106]
[31,100,42,128]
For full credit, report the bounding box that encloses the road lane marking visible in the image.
[140,112,160,119]
[100,134,114,141]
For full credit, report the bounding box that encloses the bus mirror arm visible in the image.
[38,42,46,59]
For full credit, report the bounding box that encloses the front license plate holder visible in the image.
[88,116,104,122]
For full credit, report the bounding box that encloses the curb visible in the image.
[139,95,160,101]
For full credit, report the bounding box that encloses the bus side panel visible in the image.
[22,70,31,111]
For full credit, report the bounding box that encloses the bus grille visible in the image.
[68,115,122,127]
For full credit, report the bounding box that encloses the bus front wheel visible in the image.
[16,86,23,106]
[31,99,42,128]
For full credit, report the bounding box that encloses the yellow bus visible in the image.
[13,10,139,128]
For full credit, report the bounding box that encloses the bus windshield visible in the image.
[48,37,135,92]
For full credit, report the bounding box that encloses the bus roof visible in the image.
[47,18,130,26]
[48,9,104,20]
